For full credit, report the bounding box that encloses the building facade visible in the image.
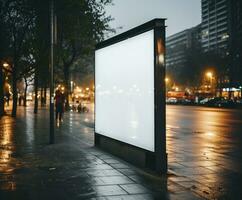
[201,0,242,90]
[166,0,241,95]
[201,0,230,52]
[230,0,242,88]
[166,25,201,85]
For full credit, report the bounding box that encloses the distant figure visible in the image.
[18,95,23,106]
[5,92,10,106]
[55,89,65,122]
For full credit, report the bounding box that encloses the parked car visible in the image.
[203,97,236,108]
[235,99,242,104]
[204,97,223,107]
[214,99,236,108]
[178,98,193,105]
[166,97,178,104]
[199,98,209,104]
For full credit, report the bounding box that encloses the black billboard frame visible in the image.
[95,18,167,174]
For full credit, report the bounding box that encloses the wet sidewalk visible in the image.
[0,106,202,200]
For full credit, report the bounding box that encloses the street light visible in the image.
[206,72,213,85]
[3,63,9,68]
[206,71,214,96]
[206,72,213,79]
[49,0,56,144]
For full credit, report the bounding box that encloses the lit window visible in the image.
[221,33,229,40]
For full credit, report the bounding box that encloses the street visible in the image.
[167,105,242,199]
[0,104,242,199]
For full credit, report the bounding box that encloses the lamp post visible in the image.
[49,0,55,144]
[206,71,216,97]
[165,77,169,98]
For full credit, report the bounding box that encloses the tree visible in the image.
[0,0,36,117]
[0,0,114,116]
[0,1,11,116]
[55,0,114,109]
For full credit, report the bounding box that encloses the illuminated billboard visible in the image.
[95,19,167,173]
[95,30,155,151]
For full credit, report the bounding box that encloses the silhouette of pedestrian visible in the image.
[55,89,65,122]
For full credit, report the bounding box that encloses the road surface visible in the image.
[166,105,242,199]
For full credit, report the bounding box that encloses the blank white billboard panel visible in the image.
[95,30,155,152]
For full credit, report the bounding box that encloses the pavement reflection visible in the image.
[167,105,242,199]
[0,106,187,199]
[0,117,16,190]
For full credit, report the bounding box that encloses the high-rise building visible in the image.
[166,25,201,85]
[166,0,241,93]
[201,0,232,53]
[230,0,242,87]
[201,0,242,89]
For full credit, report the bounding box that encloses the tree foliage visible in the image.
[0,0,113,116]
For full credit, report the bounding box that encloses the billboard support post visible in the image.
[154,21,167,174]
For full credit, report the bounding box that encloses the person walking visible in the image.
[55,89,65,122]
[5,91,10,106]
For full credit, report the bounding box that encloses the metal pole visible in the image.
[49,0,55,144]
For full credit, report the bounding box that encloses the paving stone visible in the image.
[120,183,151,194]
[93,185,127,196]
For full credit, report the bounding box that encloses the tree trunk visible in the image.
[41,87,44,107]
[218,78,222,98]
[64,66,70,110]
[44,85,47,105]
[12,67,18,117]
[23,79,28,107]
[0,67,4,117]
[34,74,38,114]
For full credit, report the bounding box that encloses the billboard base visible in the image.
[95,133,157,170]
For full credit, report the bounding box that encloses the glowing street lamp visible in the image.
[206,72,213,79]
[3,62,9,67]
[205,71,215,95]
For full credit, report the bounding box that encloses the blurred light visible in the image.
[158,54,164,64]
[206,132,215,138]
[3,62,9,67]
[206,72,213,78]
[165,78,169,83]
